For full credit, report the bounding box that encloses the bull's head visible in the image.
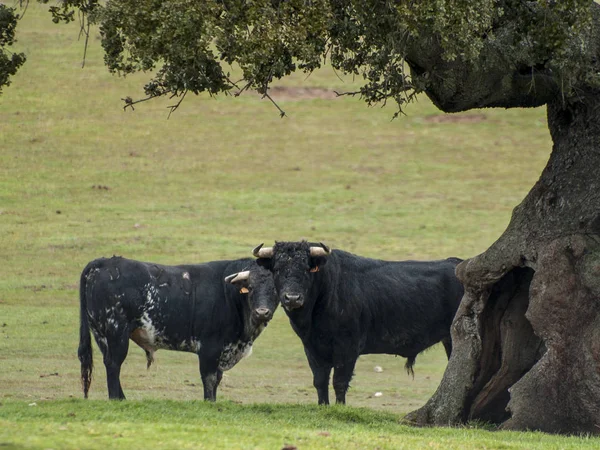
[252,241,331,311]
[224,265,277,325]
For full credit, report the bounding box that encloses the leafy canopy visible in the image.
[3,1,595,111]
[0,4,26,95]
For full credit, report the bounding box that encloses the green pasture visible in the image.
[2,401,597,450]
[1,4,595,449]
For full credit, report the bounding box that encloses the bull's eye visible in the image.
[309,266,319,273]
[239,286,250,294]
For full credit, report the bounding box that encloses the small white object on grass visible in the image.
[374,392,383,397]
[374,366,383,373]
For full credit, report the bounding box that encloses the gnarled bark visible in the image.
[405,93,600,433]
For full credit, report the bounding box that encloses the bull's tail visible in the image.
[78,262,95,399]
[405,356,416,379]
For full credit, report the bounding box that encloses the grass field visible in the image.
[1,3,596,449]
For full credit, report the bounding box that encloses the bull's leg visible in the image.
[198,353,220,402]
[305,350,332,405]
[312,366,332,405]
[442,337,452,359]
[98,332,130,400]
[213,369,224,399]
[332,359,357,405]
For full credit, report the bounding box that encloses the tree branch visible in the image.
[167,90,188,119]
[77,9,90,69]
[261,91,286,118]
[334,90,361,97]
[121,95,160,111]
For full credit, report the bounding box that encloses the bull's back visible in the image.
[334,254,463,309]
[83,257,224,307]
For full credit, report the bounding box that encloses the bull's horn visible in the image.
[253,243,274,258]
[224,271,250,284]
[310,242,331,257]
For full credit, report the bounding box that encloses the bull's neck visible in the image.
[232,292,256,343]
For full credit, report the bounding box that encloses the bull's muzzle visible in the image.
[282,292,304,310]
[253,307,273,323]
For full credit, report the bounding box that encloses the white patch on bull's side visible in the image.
[218,340,253,371]
[145,283,160,311]
[140,311,158,346]
[138,284,169,351]
[183,272,190,280]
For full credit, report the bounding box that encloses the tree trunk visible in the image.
[405,95,600,434]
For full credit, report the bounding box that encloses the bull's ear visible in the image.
[310,256,328,272]
[225,271,251,294]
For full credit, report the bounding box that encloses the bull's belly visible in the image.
[130,326,201,355]
[362,338,412,357]
[131,325,254,372]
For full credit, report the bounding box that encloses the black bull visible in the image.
[78,256,277,401]
[254,241,464,405]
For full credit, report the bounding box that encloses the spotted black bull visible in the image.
[78,256,277,401]
[253,241,464,405]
